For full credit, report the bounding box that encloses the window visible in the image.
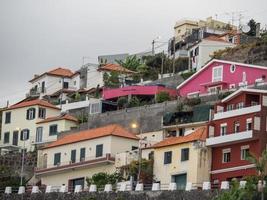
[4,132,10,144]
[220,124,227,136]
[41,81,45,93]
[5,112,11,124]
[178,128,185,137]
[241,146,249,160]
[246,118,252,131]
[230,64,236,73]
[212,66,223,82]
[234,122,240,133]
[71,149,76,163]
[236,102,244,109]
[222,149,231,163]
[226,104,234,111]
[132,146,138,151]
[96,144,103,157]
[181,148,189,162]
[38,108,46,119]
[54,153,61,166]
[91,103,100,114]
[195,47,199,56]
[63,82,69,89]
[74,81,76,86]
[80,148,86,161]
[26,108,36,120]
[20,129,30,140]
[164,151,172,164]
[36,127,43,143]
[49,124,58,136]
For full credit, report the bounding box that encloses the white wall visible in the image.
[86,65,104,89]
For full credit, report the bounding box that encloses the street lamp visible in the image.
[16,127,25,186]
[131,123,145,183]
[152,36,161,56]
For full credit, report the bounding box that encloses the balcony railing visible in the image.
[35,153,115,176]
[206,130,253,147]
[213,105,261,120]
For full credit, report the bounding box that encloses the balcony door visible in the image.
[36,127,43,143]
[12,131,19,146]
[68,177,84,192]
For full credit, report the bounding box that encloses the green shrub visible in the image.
[156,91,171,103]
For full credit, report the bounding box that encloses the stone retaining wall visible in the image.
[0,190,219,200]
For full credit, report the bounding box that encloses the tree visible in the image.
[128,96,140,108]
[156,91,171,103]
[117,97,128,109]
[116,55,142,71]
[128,159,153,184]
[247,19,257,37]
[246,149,267,200]
[103,71,120,88]
[86,171,123,190]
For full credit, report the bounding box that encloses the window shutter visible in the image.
[26,110,29,120]
[32,108,36,119]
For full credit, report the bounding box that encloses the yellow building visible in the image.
[174,17,236,42]
[0,99,78,152]
[153,127,211,189]
[35,124,139,189]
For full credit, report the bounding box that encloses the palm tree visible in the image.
[246,149,267,200]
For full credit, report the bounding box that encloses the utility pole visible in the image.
[161,51,164,78]
[172,37,176,75]
[152,40,155,56]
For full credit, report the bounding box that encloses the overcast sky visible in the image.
[0,0,266,107]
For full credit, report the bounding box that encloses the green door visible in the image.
[173,173,187,190]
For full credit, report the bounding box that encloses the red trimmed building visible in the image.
[206,89,267,183]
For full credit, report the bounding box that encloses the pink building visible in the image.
[102,85,177,100]
[177,59,267,97]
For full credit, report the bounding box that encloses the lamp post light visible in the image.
[17,128,25,186]
[131,123,146,183]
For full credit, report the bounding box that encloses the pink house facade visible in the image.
[177,59,267,97]
[102,85,177,100]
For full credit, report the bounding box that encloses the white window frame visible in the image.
[226,104,234,111]
[220,123,227,136]
[241,145,249,160]
[212,66,223,82]
[222,148,231,163]
[246,118,252,131]
[236,102,244,109]
[234,122,240,133]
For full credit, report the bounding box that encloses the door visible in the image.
[69,178,84,192]
[36,127,43,143]
[12,131,19,146]
[173,173,187,190]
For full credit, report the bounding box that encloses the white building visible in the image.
[80,63,104,89]
[35,124,139,189]
[0,99,78,152]
[28,67,80,99]
[188,36,235,71]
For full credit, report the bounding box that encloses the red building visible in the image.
[206,89,267,183]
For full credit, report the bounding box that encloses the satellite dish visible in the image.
[241,25,251,33]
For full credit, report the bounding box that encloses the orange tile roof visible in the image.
[153,127,207,148]
[29,67,79,82]
[36,114,78,124]
[6,99,60,111]
[203,36,231,43]
[43,124,139,149]
[99,64,136,74]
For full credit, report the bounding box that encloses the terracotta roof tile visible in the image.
[43,124,139,149]
[6,99,60,111]
[153,127,207,148]
[99,64,136,74]
[29,67,79,82]
[203,36,231,43]
[36,114,78,124]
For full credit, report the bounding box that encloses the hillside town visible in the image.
[1,10,267,200]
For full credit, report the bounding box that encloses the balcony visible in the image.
[35,153,115,176]
[206,130,253,147]
[213,105,261,120]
